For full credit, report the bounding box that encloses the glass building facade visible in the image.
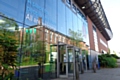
[0,0,89,80]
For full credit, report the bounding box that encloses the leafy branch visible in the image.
[69,29,83,48]
[0,16,19,80]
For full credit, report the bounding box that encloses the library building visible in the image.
[0,0,113,80]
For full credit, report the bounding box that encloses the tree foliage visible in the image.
[22,27,46,65]
[98,54,117,68]
[0,17,19,79]
[69,29,83,48]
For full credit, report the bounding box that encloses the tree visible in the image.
[0,17,19,79]
[69,29,83,48]
[22,27,46,65]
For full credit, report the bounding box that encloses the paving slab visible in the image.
[51,68,120,80]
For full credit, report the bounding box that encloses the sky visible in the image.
[101,0,120,52]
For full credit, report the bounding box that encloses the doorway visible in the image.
[56,42,81,79]
[57,43,68,77]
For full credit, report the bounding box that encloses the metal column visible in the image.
[57,42,59,77]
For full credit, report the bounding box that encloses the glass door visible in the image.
[57,44,68,77]
[68,48,74,76]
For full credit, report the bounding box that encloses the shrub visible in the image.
[98,54,117,68]
[106,57,117,68]
[23,57,30,62]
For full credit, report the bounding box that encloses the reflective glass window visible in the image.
[66,7,72,36]
[72,13,78,34]
[50,32,53,42]
[45,0,57,30]
[0,0,25,22]
[93,26,96,31]
[54,34,58,43]
[0,16,25,79]
[45,29,48,40]
[57,0,66,34]
[93,25,98,51]
[72,4,76,12]
[77,8,82,19]
[25,0,45,26]
[77,16,89,46]
[77,17,82,32]
[66,0,71,6]
[83,20,89,45]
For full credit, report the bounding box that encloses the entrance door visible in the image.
[68,47,74,76]
[74,48,80,80]
[68,47,80,80]
[57,43,81,79]
[57,44,77,78]
[57,44,68,77]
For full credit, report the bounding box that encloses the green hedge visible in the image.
[99,54,117,68]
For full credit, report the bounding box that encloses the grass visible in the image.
[19,61,55,72]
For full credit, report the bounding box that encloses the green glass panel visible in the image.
[26,29,28,33]
[34,28,36,33]
[30,29,32,34]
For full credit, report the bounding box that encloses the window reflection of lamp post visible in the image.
[37,17,44,79]
[38,17,42,26]
[18,16,43,80]
[86,45,91,70]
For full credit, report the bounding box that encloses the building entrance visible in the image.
[56,42,81,80]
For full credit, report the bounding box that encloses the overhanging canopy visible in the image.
[74,0,113,41]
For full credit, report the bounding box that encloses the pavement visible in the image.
[51,68,120,80]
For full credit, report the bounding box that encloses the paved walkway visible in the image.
[52,68,120,80]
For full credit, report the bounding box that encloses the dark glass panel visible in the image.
[72,4,76,12]
[66,0,71,6]
[77,8,82,19]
